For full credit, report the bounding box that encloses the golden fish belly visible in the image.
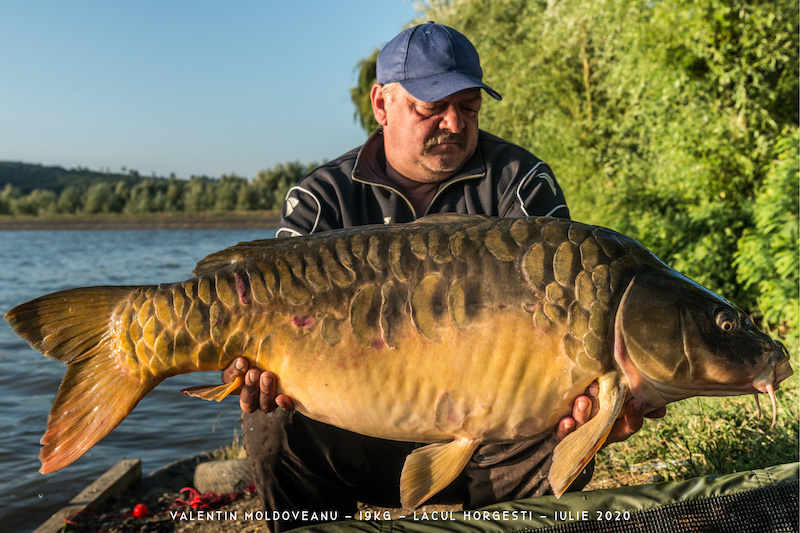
[270,307,595,444]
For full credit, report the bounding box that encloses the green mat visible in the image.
[294,463,798,532]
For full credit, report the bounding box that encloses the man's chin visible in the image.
[423,151,468,173]
[421,162,466,180]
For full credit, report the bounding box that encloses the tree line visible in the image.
[0,161,317,216]
[350,0,799,335]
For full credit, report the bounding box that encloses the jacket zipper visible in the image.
[423,172,485,216]
[351,176,419,219]
[353,171,486,220]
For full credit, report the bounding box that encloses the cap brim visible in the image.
[400,71,502,102]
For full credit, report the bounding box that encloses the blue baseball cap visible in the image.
[376,22,502,103]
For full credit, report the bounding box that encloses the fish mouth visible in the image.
[751,342,793,427]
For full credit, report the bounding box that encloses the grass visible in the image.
[588,335,799,490]
[211,429,247,461]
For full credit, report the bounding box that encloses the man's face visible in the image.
[375,85,482,183]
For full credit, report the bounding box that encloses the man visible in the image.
[223,22,664,532]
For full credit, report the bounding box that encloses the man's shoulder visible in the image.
[291,146,363,198]
[278,148,360,237]
[476,130,551,182]
[306,145,361,178]
[478,130,543,162]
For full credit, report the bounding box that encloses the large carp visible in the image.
[4,214,792,508]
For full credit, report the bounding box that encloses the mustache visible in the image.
[423,133,466,153]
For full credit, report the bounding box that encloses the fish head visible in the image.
[613,271,793,412]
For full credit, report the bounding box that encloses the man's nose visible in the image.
[439,105,465,132]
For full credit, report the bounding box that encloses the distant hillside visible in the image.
[0,159,313,216]
[0,161,158,194]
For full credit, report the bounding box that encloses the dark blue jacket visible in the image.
[277,129,569,237]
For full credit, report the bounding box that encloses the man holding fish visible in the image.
[222,22,665,531]
[8,20,788,533]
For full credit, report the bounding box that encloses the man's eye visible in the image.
[417,106,441,116]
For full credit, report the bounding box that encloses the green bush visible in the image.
[735,128,800,333]
[396,0,799,333]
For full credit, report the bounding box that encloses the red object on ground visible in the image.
[133,503,148,518]
[173,487,239,511]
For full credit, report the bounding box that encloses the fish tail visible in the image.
[4,287,160,473]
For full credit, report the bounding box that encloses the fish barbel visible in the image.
[4,214,792,508]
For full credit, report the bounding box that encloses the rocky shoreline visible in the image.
[45,454,458,532]
[52,454,265,533]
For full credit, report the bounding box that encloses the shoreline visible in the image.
[51,453,456,533]
[0,212,281,231]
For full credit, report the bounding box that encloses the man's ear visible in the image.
[370,84,389,126]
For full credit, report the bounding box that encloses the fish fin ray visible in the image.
[415,213,490,225]
[4,286,135,363]
[549,376,627,498]
[193,239,285,276]
[5,286,162,473]
[40,351,159,473]
[400,438,479,509]
[181,376,243,402]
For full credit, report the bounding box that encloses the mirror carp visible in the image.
[4,214,792,508]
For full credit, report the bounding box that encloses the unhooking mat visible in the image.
[294,462,799,532]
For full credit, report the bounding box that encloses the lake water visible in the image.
[0,227,276,533]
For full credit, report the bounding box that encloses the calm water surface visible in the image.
[0,227,275,533]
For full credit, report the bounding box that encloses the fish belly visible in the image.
[268,309,592,445]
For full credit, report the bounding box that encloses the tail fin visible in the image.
[4,287,160,473]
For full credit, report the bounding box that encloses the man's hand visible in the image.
[554,381,667,444]
[221,357,295,414]
[554,394,593,442]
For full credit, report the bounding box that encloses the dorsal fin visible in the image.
[415,213,492,225]
[193,215,494,276]
[193,238,283,276]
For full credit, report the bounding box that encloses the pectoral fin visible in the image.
[181,376,243,402]
[400,438,479,509]
[549,374,627,498]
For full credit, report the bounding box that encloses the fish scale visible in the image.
[4,214,792,510]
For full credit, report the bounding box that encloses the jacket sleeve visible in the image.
[504,161,571,220]
[275,172,346,237]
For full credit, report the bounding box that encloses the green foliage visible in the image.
[166,178,184,211]
[11,188,58,216]
[212,429,246,461]
[0,161,317,217]
[0,161,142,195]
[214,174,249,212]
[85,182,120,213]
[350,49,381,135]
[124,180,163,214]
[735,128,800,332]
[184,176,214,213]
[406,0,798,331]
[57,185,83,214]
[0,183,21,214]
[253,161,318,210]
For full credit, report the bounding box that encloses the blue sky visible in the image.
[0,1,421,179]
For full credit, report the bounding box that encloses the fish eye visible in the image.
[715,310,738,332]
